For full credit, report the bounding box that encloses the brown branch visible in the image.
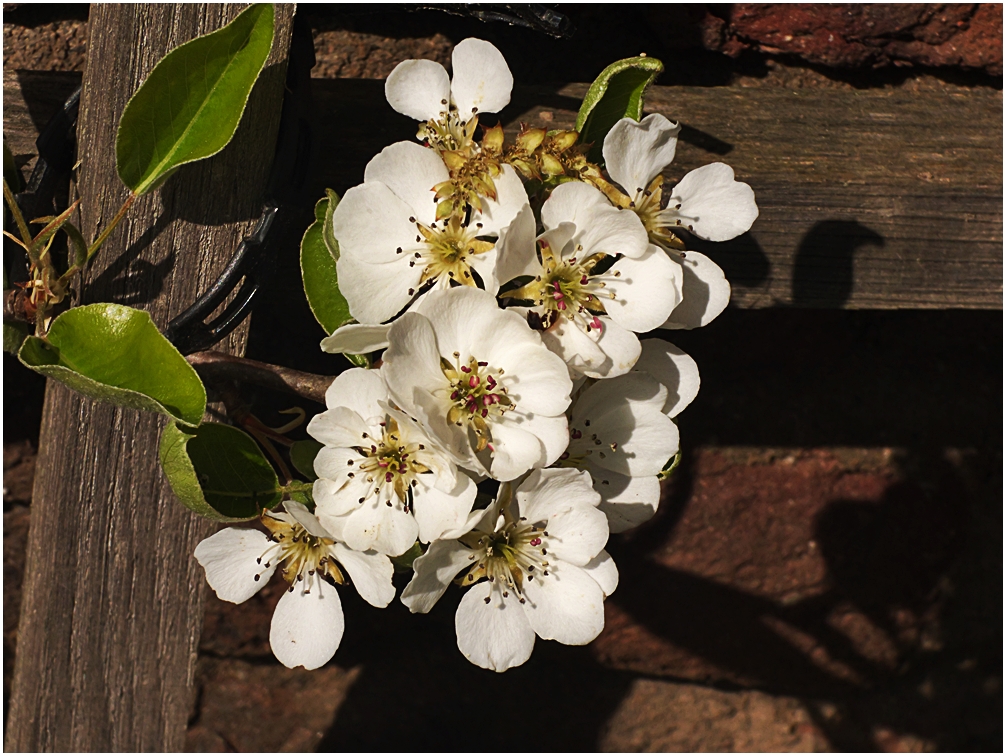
[186,351,333,405]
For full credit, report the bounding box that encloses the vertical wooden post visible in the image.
[5,5,295,751]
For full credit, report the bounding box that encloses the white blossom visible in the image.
[498,183,683,379]
[308,368,479,555]
[381,286,572,482]
[401,468,617,672]
[602,113,758,329]
[332,140,527,325]
[194,502,394,670]
[385,38,513,139]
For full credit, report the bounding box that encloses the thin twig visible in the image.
[186,351,334,405]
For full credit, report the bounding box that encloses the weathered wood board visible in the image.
[4,5,295,752]
[6,74,1001,308]
[7,74,1001,309]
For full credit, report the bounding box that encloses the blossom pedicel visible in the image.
[193,37,756,671]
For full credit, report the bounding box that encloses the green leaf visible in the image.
[289,439,323,481]
[301,193,351,335]
[322,188,339,258]
[18,303,206,426]
[390,541,425,573]
[576,56,664,162]
[4,321,29,355]
[657,451,682,481]
[160,421,282,521]
[116,3,275,195]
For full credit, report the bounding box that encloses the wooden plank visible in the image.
[309,79,1003,309]
[7,75,1000,309]
[4,5,295,752]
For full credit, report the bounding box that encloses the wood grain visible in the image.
[5,5,295,751]
[7,76,1001,309]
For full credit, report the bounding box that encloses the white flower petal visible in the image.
[634,339,700,417]
[364,141,449,225]
[383,313,477,470]
[602,113,680,197]
[595,471,661,533]
[485,419,547,482]
[339,499,420,557]
[320,323,390,355]
[333,543,396,607]
[540,181,610,231]
[668,162,758,242]
[314,473,370,517]
[412,472,477,544]
[449,38,513,118]
[456,580,535,672]
[588,316,643,379]
[323,368,389,423]
[660,250,731,330]
[194,527,274,604]
[269,578,344,670]
[522,561,606,645]
[336,254,422,326]
[540,502,609,567]
[307,407,370,452]
[571,373,679,477]
[518,467,598,524]
[401,539,475,613]
[471,164,527,237]
[332,182,423,264]
[605,244,684,332]
[489,341,572,417]
[494,204,538,287]
[467,247,499,295]
[582,549,619,596]
[385,58,451,122]
[541,316,608,377]
[282,500,334,539]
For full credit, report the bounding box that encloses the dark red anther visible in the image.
[469,375,480,388]
[460,365,471,373]
[385,472,394,482]
[571,429,582,439]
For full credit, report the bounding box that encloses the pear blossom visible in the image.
[401,468,617,672]
[601,113,758,329]
[559,366,678,533]
[385,38,513,150]
[332,140,527,325]
[499,182,683,379]
[307,368,478,555]
[193,502,394,670]
[382,286,572,482]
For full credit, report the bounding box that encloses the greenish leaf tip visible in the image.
[116,3,275,195]
[160,421,283,521]
[576,55,664,162]
[301,192,352,336]
[18,303,206,426]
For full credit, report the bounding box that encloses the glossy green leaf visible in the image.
[301,193,351,335]
[116,3,275,195]
[289,439,323,481]
[576,56,664,162]
[160,421,281,521]
[391,540,425,573]
[18,303,206,426]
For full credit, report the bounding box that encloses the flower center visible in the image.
[259,514,344,592]
[508,238,615,334]
[356,417,430,508]
[458,509,550,603]
[418,108,478,154]
[441,352,513,452]
[404,215,494,294]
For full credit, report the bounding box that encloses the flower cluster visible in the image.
[195,39,756,672]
